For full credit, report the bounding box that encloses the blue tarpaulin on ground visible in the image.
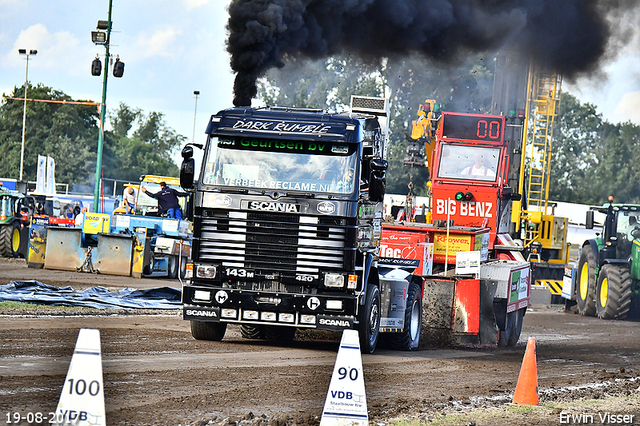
[0,280,182,309]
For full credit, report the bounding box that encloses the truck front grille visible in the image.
[195,209,352,273]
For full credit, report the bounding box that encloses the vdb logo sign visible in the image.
[317,201,336,214]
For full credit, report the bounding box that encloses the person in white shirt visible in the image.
[123,187,138,214]
[460,153,496,178]
[75,207,88,227]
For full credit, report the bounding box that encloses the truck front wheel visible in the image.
[190,320,227,341]
[359,284,380,354]
[576,246,597,316]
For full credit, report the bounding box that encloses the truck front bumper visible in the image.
[183,285,358,332]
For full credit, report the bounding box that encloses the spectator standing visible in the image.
[141,182,188,219]
[75,207,88,227]
[123,186,138,214]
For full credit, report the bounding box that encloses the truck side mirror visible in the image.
[585,210,594,229]
[369,158,387,203]
[182,145,194,160]
[180,146,195,190]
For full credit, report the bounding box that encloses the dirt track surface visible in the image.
[1,258,640,426]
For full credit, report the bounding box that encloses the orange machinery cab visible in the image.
[430,112,514,250]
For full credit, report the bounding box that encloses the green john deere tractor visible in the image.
[0,190,33,258]
[577,199,640,319]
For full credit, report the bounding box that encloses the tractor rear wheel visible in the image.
[576,246,597,316]
[595,264,632,319]
[0,221,21,258]
[190,320,227,341]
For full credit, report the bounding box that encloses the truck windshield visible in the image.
[436,144,501,182]
[202,137,358,195]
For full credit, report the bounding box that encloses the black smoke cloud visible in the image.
[227,0,631,106]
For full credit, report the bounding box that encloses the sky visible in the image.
[1,0,639,171]
[0,0,235,169]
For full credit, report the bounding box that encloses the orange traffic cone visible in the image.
[512,336,538,405]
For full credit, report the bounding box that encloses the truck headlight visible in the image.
[300,315,316,324]
[221,309,237,319]
[326,300,343,310]
[243,310,259,320]
[261,312,277,321]
[279,313,295,323]
[193,290,211,302]
[324,273,345,288]
[196,265,217,279]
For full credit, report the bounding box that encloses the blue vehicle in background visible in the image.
[36,175,192,279]
[111,175,191,278]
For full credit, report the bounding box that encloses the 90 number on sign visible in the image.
[338,367,359,381]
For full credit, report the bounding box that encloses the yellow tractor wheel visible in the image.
[576,246,597,316]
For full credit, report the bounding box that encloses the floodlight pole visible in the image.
[93,0,113,213]
[19,49,37,182]
[192,90,200,143]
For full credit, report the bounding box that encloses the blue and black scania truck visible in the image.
[179,96,425,353]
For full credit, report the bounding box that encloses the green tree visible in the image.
[592,121,640,203]
[110,103,140,138]
[0,84,98,184]
[549,93,603,204]
[0,86,185,190]
[550,93,640,205]
[105,104,184,182]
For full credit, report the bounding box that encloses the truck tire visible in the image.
[498,308,524,347]
[595,264,632,320]
[0,221,21,258]
[168,256,188,279]
[508,308,524,346]
[178,256,187,279]
[576,246,597,316]
[498,310,514,347]
[190,320,226,341]
[388,282,422,351]
[168,256,178,279]
[359,284,380,354]
[264,326,296,342]
[240,325,265,339]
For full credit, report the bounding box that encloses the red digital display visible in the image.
[441,113,505,143]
